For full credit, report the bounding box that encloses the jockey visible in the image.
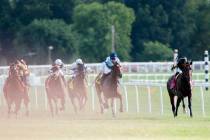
[16,59,30,86]
[172,57,188,75]
[170,57,188,90]
[70,58,87,78]
[49,59,66,86]
[50,59,64,76]
[98,52,121,85]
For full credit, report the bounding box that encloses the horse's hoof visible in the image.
[112,113,116,118]
[103,103,109,109]
[60,107,65,111]
[100,110,104,114]
[25,111,29,117]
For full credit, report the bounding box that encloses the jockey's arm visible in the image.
[116,57,121,64]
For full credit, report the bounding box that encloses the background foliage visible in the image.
[0,0,209,64]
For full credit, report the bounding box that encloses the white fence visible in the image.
[0,61,207,76]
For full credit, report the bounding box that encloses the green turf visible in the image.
[0,113,209,140]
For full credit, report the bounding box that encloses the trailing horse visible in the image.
[95,62,123,117]
[67,65,88,113]
[167,61,193,117]
[3,63,29,118]
[45,69,67,117]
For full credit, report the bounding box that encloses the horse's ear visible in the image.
[190,60,193,65]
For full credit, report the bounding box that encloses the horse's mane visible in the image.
[176,63,192,97]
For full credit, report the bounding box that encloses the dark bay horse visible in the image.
[3,63,29,117]
[167,61,193,117]
[45,69,67,117]
[67,65,88,113]
[95,63,123,117]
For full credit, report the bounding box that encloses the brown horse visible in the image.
[3,63,29,118]
[167,61,193,117]
[67,65,88,113]
[95,63,123,117]
[45,69,67,117]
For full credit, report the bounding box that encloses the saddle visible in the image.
[170,73,181,90]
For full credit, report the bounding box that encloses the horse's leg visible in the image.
[53,98,58,115]
[79,94,83,111]
[48,98,54,117]
[81,90,88,110]
[6,99,12,118]
[104,98,109,109]
[117,90,123,112]
[182,98,186,114]
[169,95,175,115]
[70,96,78,113]
[174,97,182,117]
[95,84,104,113]
[60,97,65,111]
[188,96,193,117]
[23,89,29,117]
[111,98,116,117]
[82,94,88,109]
[14,98,21,119]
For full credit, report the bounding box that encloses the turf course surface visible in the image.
[0,113,209,140]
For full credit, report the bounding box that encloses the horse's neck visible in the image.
[106,72,118,85]
[178,72,191,91]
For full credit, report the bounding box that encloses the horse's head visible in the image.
[9,63,19,78]
[111,62,122,79]
[76,64,86,80]
[183,60,192,77]
[181,60,193,89]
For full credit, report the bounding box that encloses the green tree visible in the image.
[16,19,78,64]
[73,2,135,62]
[0,0,15,63]
[189,2,210,59]
[125,0,196,61]
[142,41,173,61]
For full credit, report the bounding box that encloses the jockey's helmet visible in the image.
[55,59,63,66]
[178,57,187,64]
[110,52,117,60]
[76,58,83,65]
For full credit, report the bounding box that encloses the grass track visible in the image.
[0,113,210,140]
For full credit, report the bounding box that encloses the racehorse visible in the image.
[3,63,29,118]
[95,62,123,117]
[45,67,67,117]
[67,65,88,113]
[167,61,193,117]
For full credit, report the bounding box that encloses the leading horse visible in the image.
[67,65,88,113]
[95,62,123,117]
[3,63,29,118]
[45,67,67,117]
[167,61,193,117]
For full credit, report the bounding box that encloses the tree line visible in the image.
[0,0,209,65]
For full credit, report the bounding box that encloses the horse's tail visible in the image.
[167,75,176,96]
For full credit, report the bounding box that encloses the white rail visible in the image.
[0,61,207,75]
